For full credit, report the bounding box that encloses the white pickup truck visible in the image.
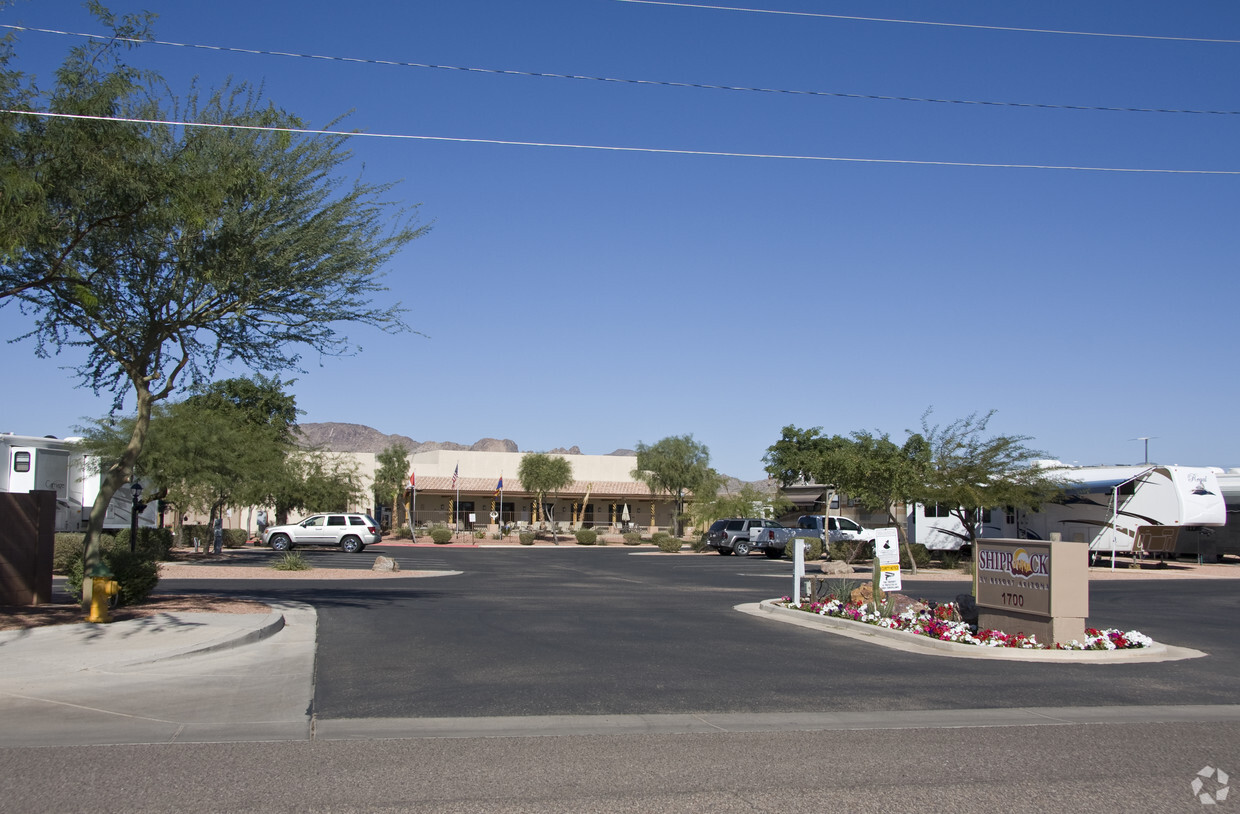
[795,515,873,543]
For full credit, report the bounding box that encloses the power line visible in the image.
[3,23,1238,116]
[615,0,1240,45]
[7,108,1240,175]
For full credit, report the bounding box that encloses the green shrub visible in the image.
[622,532,643,546]
[178,524,244,549]
[66,548,160,606]
[574,528,598,546]
[53,533,86,574]
[785,536,824,561]
[519,531,535,545]
[900,542,931,570]
[655,534,682,553]
[689,535,709,553]
[112,527,175,559]
[473,528,487,539]
[430,526,453,544]
[394,525,414,540]
[271,551,312,571]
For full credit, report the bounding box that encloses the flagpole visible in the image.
[499,473,504,536]
[455,461,460,537]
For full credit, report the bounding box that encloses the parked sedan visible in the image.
[264,513,382,553]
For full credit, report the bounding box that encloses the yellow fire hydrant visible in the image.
[87,576,120,624]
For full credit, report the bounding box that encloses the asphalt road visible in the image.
[6,546,1239,813]
[167,546,1240,719]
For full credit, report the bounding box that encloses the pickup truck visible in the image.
[705,518,820,558]
[796,515,873,543]
[705,518,792,558]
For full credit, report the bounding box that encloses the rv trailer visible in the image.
[1176,470,1240,561]
[908,464,1227,555]
[1,433,157,532]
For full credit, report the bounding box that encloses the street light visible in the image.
[129,480,144,553]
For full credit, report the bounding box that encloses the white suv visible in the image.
[264,513,382,553]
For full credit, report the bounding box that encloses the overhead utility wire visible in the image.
[615,0,1240,45]
[6,109,1239,175]
[3,24,1237,116]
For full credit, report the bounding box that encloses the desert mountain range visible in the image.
[295,422,636,458]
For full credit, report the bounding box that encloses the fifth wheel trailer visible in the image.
[1,433,157,532]
[908,463,1227,556]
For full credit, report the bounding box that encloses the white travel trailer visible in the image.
[908,463,1227,555]
[1,433,157,532]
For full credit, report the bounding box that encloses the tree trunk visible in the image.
[82,387,154,576]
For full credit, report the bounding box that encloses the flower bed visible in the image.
[778,597,1153,651]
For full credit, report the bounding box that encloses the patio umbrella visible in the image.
[621,504,630,523]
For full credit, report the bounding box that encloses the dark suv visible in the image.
[705,518,786,557]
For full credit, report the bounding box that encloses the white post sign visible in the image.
[793,538,805,604]
[874,528,902,592]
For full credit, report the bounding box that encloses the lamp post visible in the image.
[129,481,144,553]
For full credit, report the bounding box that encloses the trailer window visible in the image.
[13,451,30,472]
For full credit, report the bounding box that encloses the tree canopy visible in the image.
[518,453,573,538]
[1,6,426,569]
[633,434,718,536]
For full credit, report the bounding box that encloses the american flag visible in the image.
[451,463,458,490]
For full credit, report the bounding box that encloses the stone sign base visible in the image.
[978,608,1085,647]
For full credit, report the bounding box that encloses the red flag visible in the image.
[409,472,416,488]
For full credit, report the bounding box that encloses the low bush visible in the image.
[519,531,535,545]
[271,551,312,571]
[66,547,160,606]
[622,532,643,546]
[393,525,414,540]
[901,542,932,570]
[53,533,86,574]
[430,526,453,544]
[689,535,709,553]
[785,536,824,561]
[574,528,598,546]
[112,527,175,559]
[653,533,682,553]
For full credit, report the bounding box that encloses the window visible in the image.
[1005,506,1016,525]
[13,451,30,472]
[327,516,347,526]
[305,516,325,527]
[924,504,952,518]
[349,516,366,525]
[838,518,860,532]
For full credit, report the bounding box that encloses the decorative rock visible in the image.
[847,584,928,616]
[820,560,853,575]
[372,555,400,572]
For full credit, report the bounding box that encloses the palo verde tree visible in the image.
[373,444,411,528]
[0,7,427,573]
[918,409,1061,546]
[632,434,718,537]
[517,453,573,541]
[74,375,300,542]
[765,425,931,569]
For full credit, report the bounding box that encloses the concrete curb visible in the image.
[118,608,288,666]
[741,600,1208,663]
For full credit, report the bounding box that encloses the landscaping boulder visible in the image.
[372,555,400,573]
[820,560,853,575]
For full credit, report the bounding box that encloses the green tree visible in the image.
[374,444,411,528]
[690,482,790,532]
[517,453,573,542]
[0,8,426,573]
[632,435,718,536]
[918,409,1061,545]
[74,376,297,543]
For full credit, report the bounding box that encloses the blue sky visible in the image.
[2,1,1238,480]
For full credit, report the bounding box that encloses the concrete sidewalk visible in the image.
[0,602,316,747]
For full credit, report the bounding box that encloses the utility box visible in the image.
[975,537,1089,646]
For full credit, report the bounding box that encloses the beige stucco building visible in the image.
[402,449,675,531]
